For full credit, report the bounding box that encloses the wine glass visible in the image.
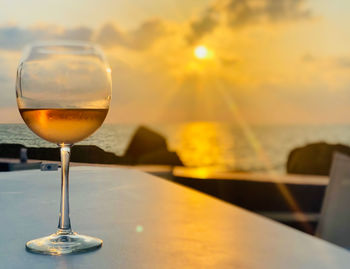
[16,41,112,255]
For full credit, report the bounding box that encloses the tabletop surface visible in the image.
[0,166,349,269]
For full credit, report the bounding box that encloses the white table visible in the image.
[0,166,349,268]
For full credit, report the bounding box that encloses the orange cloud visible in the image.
[0,25,92,50]
[96,19,169,50]
[187,0,312,44]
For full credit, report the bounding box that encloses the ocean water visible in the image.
[1,123,350,173]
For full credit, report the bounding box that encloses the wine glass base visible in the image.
[25,231,102,255]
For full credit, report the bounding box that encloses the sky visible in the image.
[1,0,350,124]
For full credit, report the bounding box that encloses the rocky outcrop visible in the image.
[123,126,183,165]
[286,142,350,175]
[0,126,183,166]
[71,145,122,164]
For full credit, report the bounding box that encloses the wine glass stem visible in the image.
[57,144,72,233]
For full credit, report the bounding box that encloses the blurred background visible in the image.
[1,0,350,173]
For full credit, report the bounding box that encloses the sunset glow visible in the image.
[0,0,350,124]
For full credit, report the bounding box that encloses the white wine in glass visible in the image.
[16,41,112,255]
[19,108,108,144]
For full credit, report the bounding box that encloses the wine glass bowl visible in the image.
[16,41,111,255]
[17,41,111,144]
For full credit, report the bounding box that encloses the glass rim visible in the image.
[19,40,108,64]
[25,40,101,49]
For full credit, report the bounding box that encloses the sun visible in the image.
[194,45,209,59]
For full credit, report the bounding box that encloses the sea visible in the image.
[1,122,350,173]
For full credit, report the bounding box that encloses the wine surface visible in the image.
[19,108,108,144]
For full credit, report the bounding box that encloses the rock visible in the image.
[286,142,350,175]
[125,126,167,159]
[124,126,183,166]
[28,147,60,161]
[0,126,184,166]
[0,143,25,158]
[28,145,123,164]
[137,149,183,165]
[71,145,122,164]
[0,144,120,164]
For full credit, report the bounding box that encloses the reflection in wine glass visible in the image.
[16,41,112,255]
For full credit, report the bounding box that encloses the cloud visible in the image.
[301,55,350,69]
[301,53,315,63]
[219,56,238,66]
[129,19,168,49]
[336,57,350,69]
[264,0,311,21]
[96,19,168,50]
[95,23,126,48]
[61,26,93,41]
[0,19,169,51]
[0,51,20,114]
[0,25,92,50]
[187,0,311,44]
[187,7,219,45]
